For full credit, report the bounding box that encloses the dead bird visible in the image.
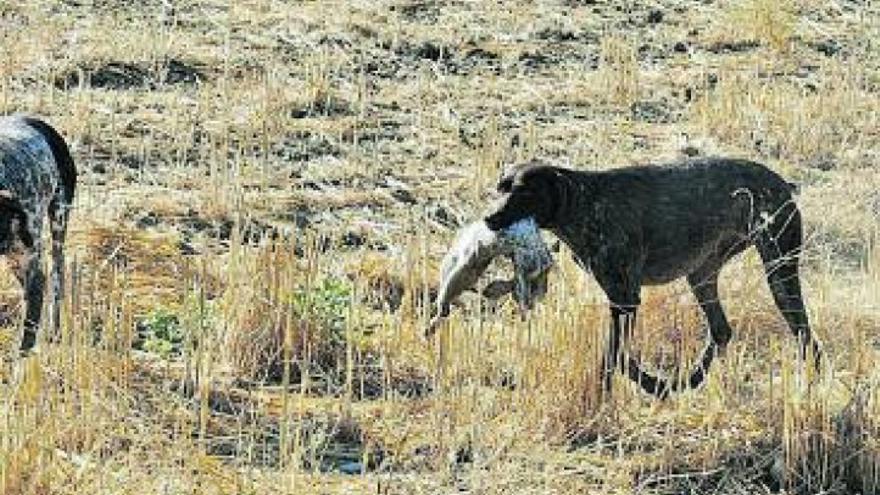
[426,217,554,337]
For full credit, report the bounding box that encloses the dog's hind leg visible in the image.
[681,263,731,390]
[754,205,822,371]
[688,265,732,348]
[621,324,672,398]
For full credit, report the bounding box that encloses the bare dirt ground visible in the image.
[0,1,878,493]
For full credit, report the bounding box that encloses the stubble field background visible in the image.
[0,1,878,493]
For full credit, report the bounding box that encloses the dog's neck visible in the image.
[546,169,600,262]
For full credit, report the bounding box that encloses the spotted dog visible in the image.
[0,116,76,353]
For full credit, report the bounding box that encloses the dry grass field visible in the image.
[0,0,878,493]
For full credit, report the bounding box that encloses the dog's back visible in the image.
[591,157,794,214]
[0,117,62,221]
[576,158,799,285]
[19,116,77,210]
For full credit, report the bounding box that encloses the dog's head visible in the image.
[0,191,32,253]
[485,161,568,231]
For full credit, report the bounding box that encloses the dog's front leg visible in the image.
[603,305,635,395]
[11,247,45,353]
[591,252,643,398]
[602,305,672,399]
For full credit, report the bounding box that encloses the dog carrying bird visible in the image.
[484,157,822,398]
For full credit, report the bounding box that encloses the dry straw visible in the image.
[0,0,877,493]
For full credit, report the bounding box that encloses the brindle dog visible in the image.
[484,158,822,398]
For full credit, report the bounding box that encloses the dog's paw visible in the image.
[18,344,40,359]
[18,338,39,358]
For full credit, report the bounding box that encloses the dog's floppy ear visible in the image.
[497,175,514,193]
[517,166,570,227]
[497,159,545,193]
[497,163,524,193]
[0,190,33,249]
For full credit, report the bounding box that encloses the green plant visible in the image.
[290,276,352,349]
[136,308,184,358]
